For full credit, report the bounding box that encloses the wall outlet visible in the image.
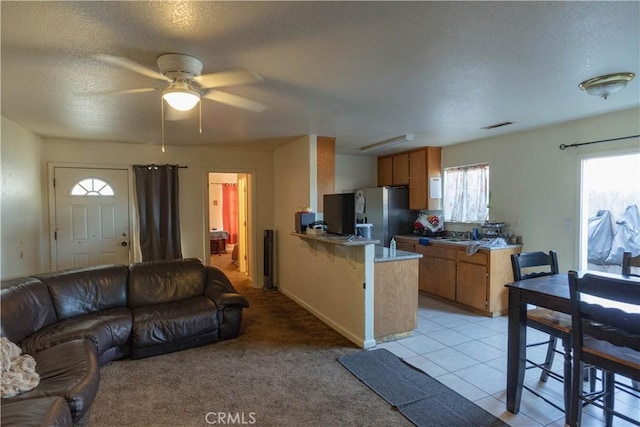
[564,218,572,231]
[513,218,520,228]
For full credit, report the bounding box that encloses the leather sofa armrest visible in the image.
[213,292,249,310]
[204,266,249,309]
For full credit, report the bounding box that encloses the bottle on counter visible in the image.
[390,238,397,257]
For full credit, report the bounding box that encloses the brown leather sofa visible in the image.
[0,258,249,426]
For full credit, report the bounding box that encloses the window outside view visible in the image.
[443,164,490,223]
[581,152,640,273]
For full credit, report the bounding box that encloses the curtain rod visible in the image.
[559,134,639,150]
[134,164,188,168]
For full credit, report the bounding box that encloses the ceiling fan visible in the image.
[95,53,267,117]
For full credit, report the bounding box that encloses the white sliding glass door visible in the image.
[579,152,640,272]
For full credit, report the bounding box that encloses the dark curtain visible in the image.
[133,164,183,261]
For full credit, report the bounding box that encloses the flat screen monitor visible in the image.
[323,193,356,236]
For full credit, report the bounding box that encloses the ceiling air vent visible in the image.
[481,121,514,130]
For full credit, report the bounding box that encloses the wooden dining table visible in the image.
[504,271,640,422]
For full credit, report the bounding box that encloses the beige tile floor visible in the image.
[376,294,639,426]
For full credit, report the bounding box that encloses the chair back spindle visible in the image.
[511,251,559,281]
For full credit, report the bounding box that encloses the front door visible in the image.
[53,167,131,270]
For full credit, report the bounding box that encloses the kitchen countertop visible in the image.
[374,247,422,263]
[291,232,380,246]
[394,234,522,250]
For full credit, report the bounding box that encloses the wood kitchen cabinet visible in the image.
[454,245,520,316]
[374,258,419,340]
[377,147,442,208]
[395,240,415,253]
[377,153,409,186]
[416,244,456,300]
[377,156,393,186]
[456,255,488,311]
[394,237,520,316]
[408,147,442,210]
[392,153,409,185]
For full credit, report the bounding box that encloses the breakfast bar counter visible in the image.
[290,232,421,346]
[373,247,422,341]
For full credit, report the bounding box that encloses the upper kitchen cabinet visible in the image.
[408,147,441,210]
[377,153,409,186]
[377,146,442,209]
[378,156,393,186]
[392,153,409,185]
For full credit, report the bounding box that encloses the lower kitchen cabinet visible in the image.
[394,236,520,316]
[456,260,488,311]
[395,241,415,252]
[374,258,419,340]
[420,251,456,300]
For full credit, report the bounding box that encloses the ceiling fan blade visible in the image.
[85,88,157,97]
[94,54,171,82]
[203,90,267,112]
[164,107,191,121]
[193,69,263,89]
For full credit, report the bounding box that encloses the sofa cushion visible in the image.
[128,258,207,308]
[131,296,218,349]
[5,339,99,423]
[21,307,132,359]
[35,265,129,320]
[0,396,72,427]
[0,277,57,343]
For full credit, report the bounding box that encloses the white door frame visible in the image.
[203,169,257,286]
[577,148,640,270]
[47,163,136,271]
[237,174,249,274]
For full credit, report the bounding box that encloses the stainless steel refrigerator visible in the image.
[355,187,412,247]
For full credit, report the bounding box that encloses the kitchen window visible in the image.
[443,163,490,223]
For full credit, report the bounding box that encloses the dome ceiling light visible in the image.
[579,72,635,99]
[162,81,201,111]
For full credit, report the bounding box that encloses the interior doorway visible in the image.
[207,173,252,283]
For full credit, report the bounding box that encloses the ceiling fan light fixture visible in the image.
[579,72,635,99]
[162,81,201,111]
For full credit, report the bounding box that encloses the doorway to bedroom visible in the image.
[207,173,251,283]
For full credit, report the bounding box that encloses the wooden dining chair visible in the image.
[621,251,640,391]
[511,251,597,417]
[568,271,640,427]
[511,251,565,383]
[622,251,640,277]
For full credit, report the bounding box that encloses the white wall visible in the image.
[442,107,640,272]
[273,135,314,288]
[40,139,274,286]
[273,136,374,347]
[1,117,44,279]
[335,154,377,192]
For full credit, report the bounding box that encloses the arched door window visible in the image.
[70,178,114,196]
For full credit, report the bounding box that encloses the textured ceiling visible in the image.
[1,1,638,155]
